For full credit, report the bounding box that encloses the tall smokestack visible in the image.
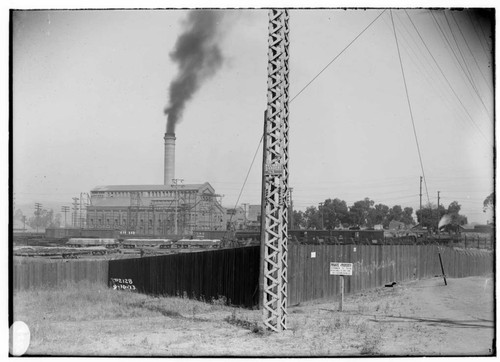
[164,132,176,185]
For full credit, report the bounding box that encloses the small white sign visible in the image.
[330,262,353,276]
[353,247,357,252]
[311,251,316,258]
[265,163,283,176]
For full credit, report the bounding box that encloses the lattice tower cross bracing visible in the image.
[261,9,290,332]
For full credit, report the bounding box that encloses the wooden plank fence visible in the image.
[13,260,109,291]
[13,245,492,309]
[287,244,493,305]
[108,246,260,308]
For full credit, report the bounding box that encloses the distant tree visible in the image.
[14,209,25,221]
[416,203,446,230]
[370,203,389,227]
[483,192,494,213]
[401,207,415,225]
[349,198,374,227]
[291,210,306,229]
[388,205,403,224]
[303,206,322,229]
[27,208,55,230]
[447,201,468,226]
[53,213,62,228]
[321,198,349,229]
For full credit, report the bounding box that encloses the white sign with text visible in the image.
[329,262,353,276]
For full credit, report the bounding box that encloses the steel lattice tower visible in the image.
[262,9,290,332]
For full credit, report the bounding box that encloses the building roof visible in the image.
[91,183,212,192]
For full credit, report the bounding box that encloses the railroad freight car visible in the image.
[66,238,118,248]
[289,229,384,244]
[46,228,120,239]
[235,231,261,242]
[122,239,173,249]
[193,230,235,240]
[175,239,222,249]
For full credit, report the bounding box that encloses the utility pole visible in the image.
[437,191,441,234]
[79,193,84,228]
[72,197,79,227]
[34,203,42,233]
[289,187,294,230]
[261,9,290,332]
[319,202,324,230]
[419,176,422,213]
[61,206,69,228]
[171,178,184,235]
[242,203,248,229]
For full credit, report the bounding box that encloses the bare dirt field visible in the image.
[13,274,495,357]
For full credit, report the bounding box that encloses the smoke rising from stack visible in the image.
[438,214,452,229]
[164,10,224,134]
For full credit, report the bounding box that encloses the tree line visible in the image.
[14,208,62,230]
[291,197,468,230]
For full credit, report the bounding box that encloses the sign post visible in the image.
[330,262,353,312]
[340,275,344,311]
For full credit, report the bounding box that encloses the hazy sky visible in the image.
[12,7,494,223]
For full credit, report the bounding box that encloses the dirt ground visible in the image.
[15,275,495,357]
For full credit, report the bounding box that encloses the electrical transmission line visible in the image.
[232,10,389,216]
[390,10,430,205]
[404,10,492,147]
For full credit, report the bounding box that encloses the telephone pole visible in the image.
[34,203,42,233]
[72,197,79,227]
[437,191,441,233]
[419,176,422,212]
[61,206,69,228]
[79,193,84,228]
[319,202,324,229]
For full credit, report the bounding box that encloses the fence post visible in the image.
[339,275,344,312]
[438,250,447,286]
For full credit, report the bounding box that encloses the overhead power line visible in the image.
[390,10,430,205]
[450,11,493,94]
[404,10,492,147]
[443,11,492,121]
[235,11,388,211]
[290,9,387,103]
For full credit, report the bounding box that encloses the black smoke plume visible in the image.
[164,10,224,134]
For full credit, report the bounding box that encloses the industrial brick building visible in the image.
[84,126,260,236]
[86,182,225,236]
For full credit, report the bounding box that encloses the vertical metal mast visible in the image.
[262,9,290,332]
